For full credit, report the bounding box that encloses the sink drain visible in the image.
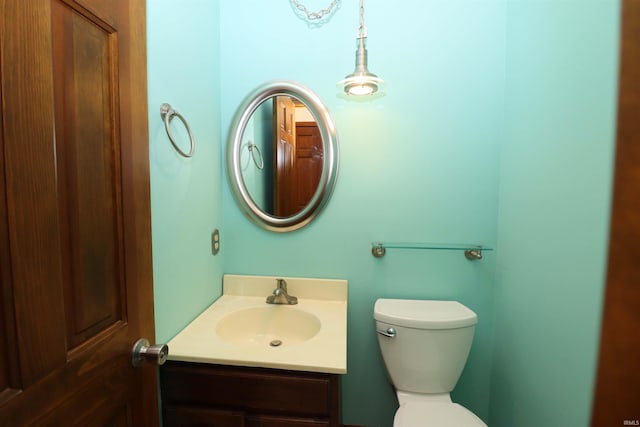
[269,339,282,347]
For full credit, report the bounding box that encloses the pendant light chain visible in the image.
[292,0,340,21]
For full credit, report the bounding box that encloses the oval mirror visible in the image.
[227,80,339,232]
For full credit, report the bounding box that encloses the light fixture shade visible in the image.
[338,37,384,96]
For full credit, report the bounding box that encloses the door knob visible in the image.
[131,338,169,367]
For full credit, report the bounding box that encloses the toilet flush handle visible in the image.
[376,327,396,338]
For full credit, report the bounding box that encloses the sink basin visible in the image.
[216,306,321,346]
[167,275,347,373]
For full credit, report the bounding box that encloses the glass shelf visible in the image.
[371,242,493,260]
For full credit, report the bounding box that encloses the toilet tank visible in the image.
[374,299,477,394]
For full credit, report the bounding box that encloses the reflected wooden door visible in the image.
[292,122,323,214]
[0,0,157,425]
[591,0,640,424]
[274,96,297,217]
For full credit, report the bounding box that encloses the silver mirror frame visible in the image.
[226,80,339,232]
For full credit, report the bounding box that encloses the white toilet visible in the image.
[374,298,487,427]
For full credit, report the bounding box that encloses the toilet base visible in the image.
[393,402,487,427]
[393,391,487,427]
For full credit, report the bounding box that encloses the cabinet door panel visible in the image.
[161,362,341,426]
[165,405,245,427]
[161,363,334,418]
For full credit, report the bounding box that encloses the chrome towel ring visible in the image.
[160,103,195,158]
[247,141,264,170]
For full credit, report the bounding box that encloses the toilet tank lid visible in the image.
[374,299,477,329]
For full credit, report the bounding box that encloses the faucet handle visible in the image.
[276,278,287,289]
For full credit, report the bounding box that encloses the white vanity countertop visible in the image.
[167,274,348,374]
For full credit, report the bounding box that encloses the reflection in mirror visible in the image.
[227,80,338,232]
[241,97,323,217]
[241,100,274,213]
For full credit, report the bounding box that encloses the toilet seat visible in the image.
[394,402,487,427]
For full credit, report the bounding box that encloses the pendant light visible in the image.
[339,0,384,96]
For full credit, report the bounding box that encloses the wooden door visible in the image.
[274,96,297,217]
[292,122,323,214]
[0,0,157,425]
[591,0,640,424]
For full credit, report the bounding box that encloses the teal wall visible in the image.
[220,1,504,425]
[148,0,620,426]
[490,1,619,426]
[147,0,223,344]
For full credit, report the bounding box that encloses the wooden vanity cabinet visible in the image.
[160,361,341,427]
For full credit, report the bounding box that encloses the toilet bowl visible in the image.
[374,299,487,427]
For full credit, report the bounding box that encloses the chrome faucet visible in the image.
[266,278,298,305]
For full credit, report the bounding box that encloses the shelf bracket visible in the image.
[372,244,386,258]
[464,249,483,260]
